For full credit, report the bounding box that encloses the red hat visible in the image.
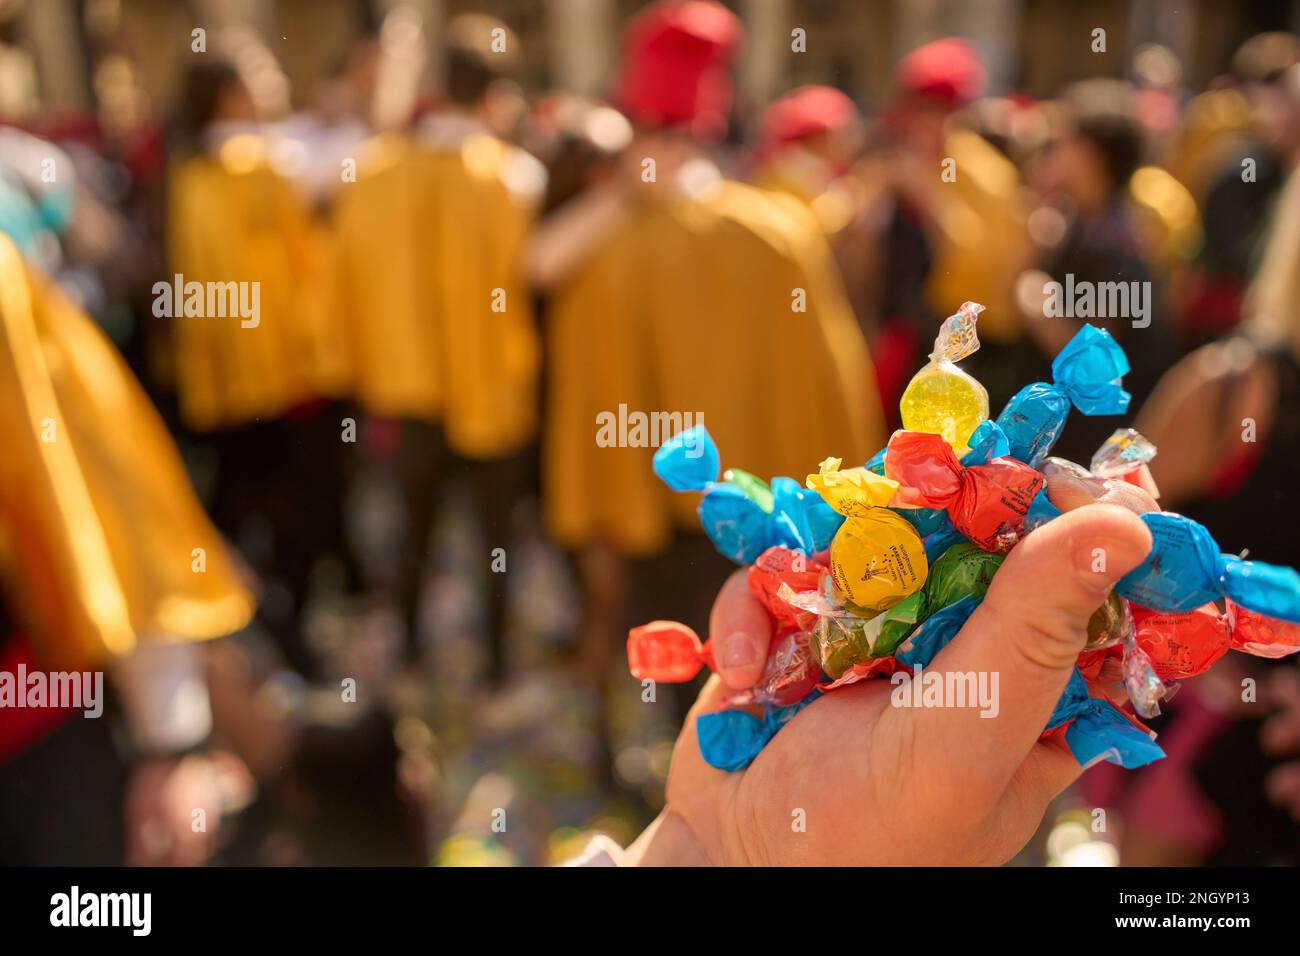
[760,85,860,154]
[617,0,741,140]
[896,38,986,106]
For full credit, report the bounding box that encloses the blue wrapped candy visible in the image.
[654,425,845,564]
[1047,669,1165,769]
[1065,702,1165,769]
[698,691,820,772]
[894,597,980,668]
[771,477,845,555]
[961,419,1011,466]
[996,325,1130,467]
[1117,512,1300,622]
[653,425,720,491]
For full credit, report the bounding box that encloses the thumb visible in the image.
[907,503,1152,801]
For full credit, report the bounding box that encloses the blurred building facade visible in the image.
[5,0,1300,126]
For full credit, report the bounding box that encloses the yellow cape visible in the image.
[0,234,254,670]
[167,134,350,432]
[926,130,1031,343]
[330,131,541,459]
[545,179,884,556]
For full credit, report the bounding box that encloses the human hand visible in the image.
[631,496,1152,866]
[124,751,251,866]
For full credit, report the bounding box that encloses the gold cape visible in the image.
[926,129,1032,344]
[330,131,541,459]
[545,179,884,556]
[0,234,254,670]
[167,134,350,432]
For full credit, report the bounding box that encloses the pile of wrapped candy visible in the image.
[627,301,1300,772]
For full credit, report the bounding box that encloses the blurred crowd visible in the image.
[2,0,1300,866]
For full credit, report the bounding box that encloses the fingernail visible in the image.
[720,632,759,671]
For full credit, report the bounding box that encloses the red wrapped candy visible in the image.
[627,620,714,682]
[626,619,821,707]
[747,546,828,629]
[884,430,1045,552]
[1227,599,1300,658]
[1130,603,1230,681]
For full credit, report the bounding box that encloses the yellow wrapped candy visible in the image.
[827,510,928,613]
[806,456,898,517]
[899,300,988,455]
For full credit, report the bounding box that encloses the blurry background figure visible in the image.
[1178,36,1300,350]
[0,228,256,865]
[863,38,1032,427]
[750,84,883,350]
[751,84,863,236]
[1085,161,1300,865]
[331,12,544,691]
[166,52,353,678]
[529,0,885,776]
[1010,78,1174,463]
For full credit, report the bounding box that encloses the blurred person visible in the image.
[0,230,256,864]
[1094,162,1300,865]
[274,37,379,208]
[1178,35,1300,347]
[528,0,883,756]
[1011,79,1175,464]
[749,85,888,346]
[330,14,544,687]
[0,125,76,272]
[166,59,353,677]
[867,38,1032,425]
[750,85,864,238]
[526,94,633,217]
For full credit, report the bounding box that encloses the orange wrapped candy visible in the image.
[1131,603,1231,681]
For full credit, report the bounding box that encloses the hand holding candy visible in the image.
[642,502,1154,866]
[633,307,1300,808]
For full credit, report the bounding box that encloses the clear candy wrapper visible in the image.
[1121,627,1176,719]
[899,301,989,454]
[1090,427,1157,480]
[779,578,920,679]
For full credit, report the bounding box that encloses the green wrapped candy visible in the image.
[811,592,925,679]
[925,542,1004,612]
[1086,591,1128,648]
[723,468,774,513]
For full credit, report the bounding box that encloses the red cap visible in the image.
[896,38,986,106]
[760,85,859,154]
[617,0,741,140]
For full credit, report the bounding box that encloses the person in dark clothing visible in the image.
[1182,38,1300,349]
[1009,80,1174,465]
[1118,164,1300,865]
